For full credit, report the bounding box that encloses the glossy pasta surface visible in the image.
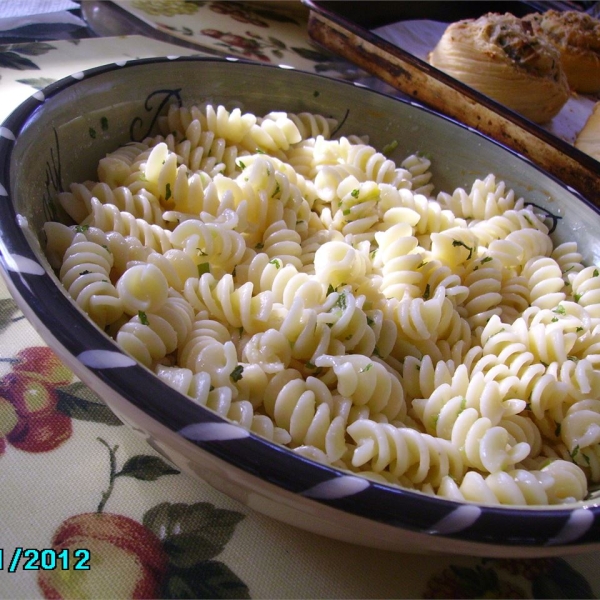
[44,103,600,507]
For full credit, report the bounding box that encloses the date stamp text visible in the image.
[0,548,90,572]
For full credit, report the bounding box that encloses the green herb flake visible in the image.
[452,239,473,260]
[574,293,583,302]
[553,304,567,315]
[230,364,244,382]
[335,292,347,310]
[481,256,493,264]
[343,208,351,216]
[255,243,264,250]
[138,311,149,326]
[595,269,599,277]
[423,283,430,300]
[165,182,172,201]
[551,317,558,322]
[366,316,375,327]
[269,258,281,269]
[305,361,316,370]
[350,188,360,199]
[74,225,89,233]
[89,127,97,139]
[576,326,584,332]
[79,270,91,276]
[359,363,373,373]
[256,148,266,154]
[198,263,210,276]
[327,284,335,296]
[571,444,580,460]
[567,355,579,362]
[381,139,398,157]
[236,159,246,170]
[100,116,109,131]
[272,183,280,197]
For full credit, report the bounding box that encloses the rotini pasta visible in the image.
[44,102,600,507]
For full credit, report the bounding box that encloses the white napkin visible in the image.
[0,0,85,31]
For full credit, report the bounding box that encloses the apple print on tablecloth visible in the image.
[38,438,249,599]
[422,557,594,599]
[0,346,122,455]
[0,298,122,455]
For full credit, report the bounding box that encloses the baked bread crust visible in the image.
[524,10,600,95]
[428,12,570,124]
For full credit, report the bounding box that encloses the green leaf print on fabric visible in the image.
[0,298,22,334]
[144,501,249,599]
[57,381,123,426]
[161,560,250,599]
[118,455,181,481]
[144,502,245,568]
[16,77,56,90]
[0,43,56,71]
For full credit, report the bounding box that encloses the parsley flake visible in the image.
[230,365,244,382]
[381,140,398,157]
[452,239,473,260]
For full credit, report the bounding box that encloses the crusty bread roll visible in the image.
[575,101,600,161]
[524,10,600,95]
[428,12,570,124]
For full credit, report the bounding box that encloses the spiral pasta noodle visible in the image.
[44,102,600,506]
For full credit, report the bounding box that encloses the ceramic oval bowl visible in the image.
[1,57,600,558]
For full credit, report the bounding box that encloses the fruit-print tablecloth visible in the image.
[1,2,600,598]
